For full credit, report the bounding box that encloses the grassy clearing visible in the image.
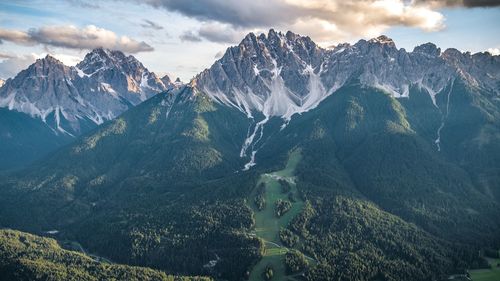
[471,257,500,281]
[248,150,305,281]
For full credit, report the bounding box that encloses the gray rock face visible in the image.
[0,49,173,136]
[196,29,326,120]
[195,30,500,119]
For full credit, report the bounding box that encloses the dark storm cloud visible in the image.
[139,0,312,28]
[463,0,500,6]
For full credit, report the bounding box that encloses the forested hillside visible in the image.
[0,229,212,281]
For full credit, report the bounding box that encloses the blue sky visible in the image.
[0,0,499,81]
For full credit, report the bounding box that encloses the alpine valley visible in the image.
[1,30,500,281]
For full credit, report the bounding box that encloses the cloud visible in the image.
[214,50,225,59]
[0,51,83,79]
[179,30,202,42]
[0,25,154,53]
[137,0,452,43]
[0,53,15,59]
[178,23,245,44]
[141,19,164,30]
[141,0,309,28]
[0,29,34,45]
[50,53,82,66]
[0,54,39,79]
[487,48,500,56]
[198,23,246,43]
[66,0,100,8]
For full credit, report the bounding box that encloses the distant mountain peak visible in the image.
[30,55,66,71]
[0,48,170,136]
[76,47,131,74]
[42,54,63,63]
[369,35,395,45]
[413,43,441,57]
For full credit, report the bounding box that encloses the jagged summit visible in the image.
[368,35,396,46]
[413,43,441,57]
[197,29,500,121]
[196,29,324,119]
[76,48,142,74]
[193,29,500,169]
[41,54,64,63]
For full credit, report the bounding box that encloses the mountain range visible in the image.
[0,48,176,170]
[0,30,499,281]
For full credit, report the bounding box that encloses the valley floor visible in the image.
[470,256,500,281]
[247,150,314,280]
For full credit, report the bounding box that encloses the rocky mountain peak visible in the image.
[413,43,441,57]
[354,35,397,52]
[370,34,394,43]
[76,48,137,75]
[0,48,171,137]
[28,55,70,75]
[442,48,464,59]
[197,31,500,127]
[41,54,63,64]
[195,29,326,122]
[368,35,396,47]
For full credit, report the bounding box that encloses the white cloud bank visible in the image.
[0,25,154,53]
[487,48,500,56]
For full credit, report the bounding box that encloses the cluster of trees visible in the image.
[279,228,299,248]
[274,199,292,217]
[484,249,500,259]
[285,250,309,274]
[0,229,212,281]
[263,265,273,280]
[254,183,266,211]
[71,199,262,281]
